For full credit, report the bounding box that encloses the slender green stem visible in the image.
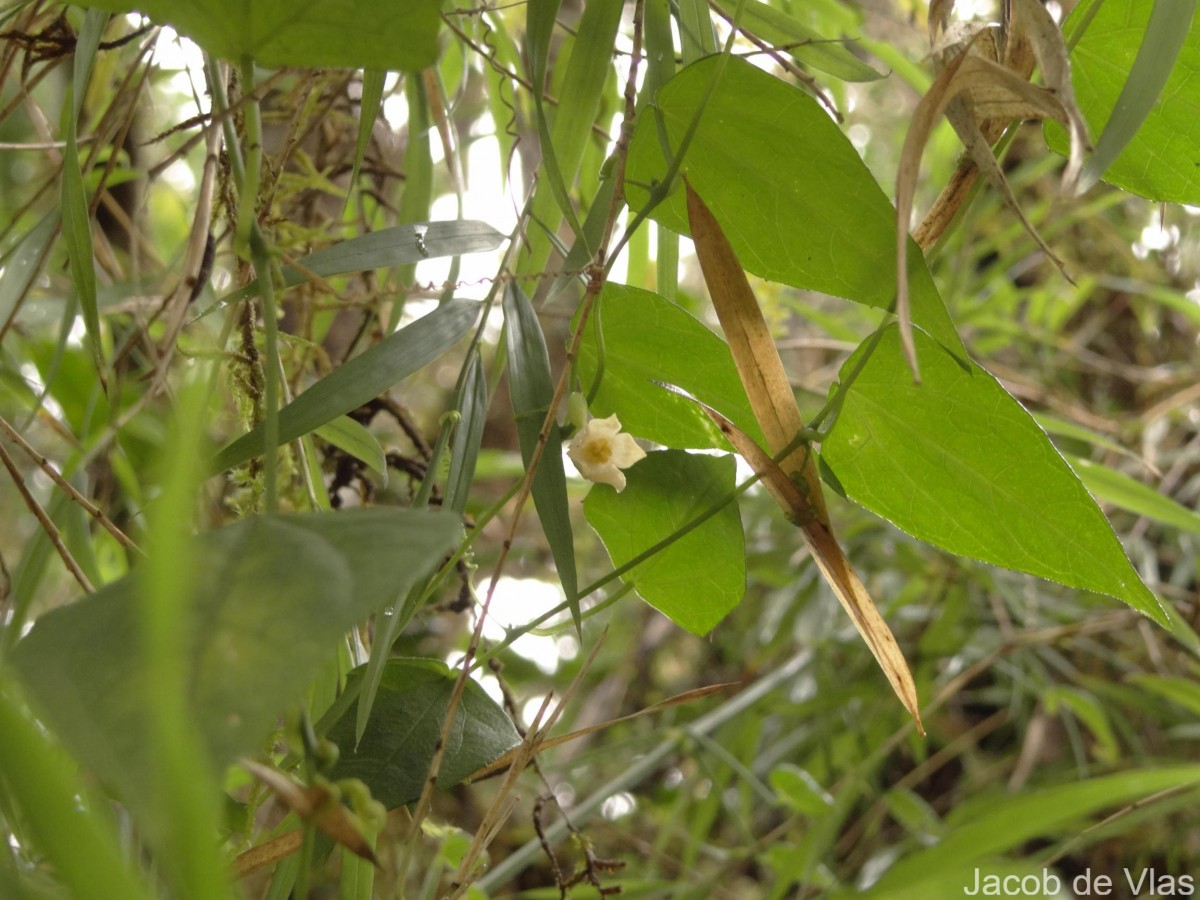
[235,58,262,256]
[237,58,280,512]
[248,232,280,514]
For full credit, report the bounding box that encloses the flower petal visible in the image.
[587,464,628,492]
[608,433,647,468]
[590,414,624,437]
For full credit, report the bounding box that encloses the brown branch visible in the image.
[0,415,143,556]
[0,439,94,594]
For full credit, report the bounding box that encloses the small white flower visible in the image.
[567,414,646,492]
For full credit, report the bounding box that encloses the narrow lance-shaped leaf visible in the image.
[215,220,506,310]
[686,182,923,732]
[521,0,623,274]
[502,283,580,630]
[678,0,717,63]
[685,181,825,522]
[344,69,388,214]
[212,298,479,472]
[1065,454,1200,538]
[388,78,436,332]
[61,10,107,387]
[348,352,491,743]
[696,400,923,733]
[446,350,488,514]
[854,766,1200,899]
[525,0,586,253]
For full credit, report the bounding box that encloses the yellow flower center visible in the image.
[582,438,613,466]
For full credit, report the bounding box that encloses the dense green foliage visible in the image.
[1,0,1199,897]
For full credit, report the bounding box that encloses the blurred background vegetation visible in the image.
[2,0,1199,897]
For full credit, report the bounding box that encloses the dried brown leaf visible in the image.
[684,178,828,524]
[928,0,956,46]
[684,181,923,732]
[897,22,1086,377]
[699,403,924,734]
[1012,0,1090,188]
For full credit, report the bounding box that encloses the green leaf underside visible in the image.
[10,509,461,802]
[821,327,1166,626]
[75,0,442,70]
[576,284,765,450]
[852,766,1200,898]
[327,659,521,810]
[625,56,962,356]
[212,299,480,473]
[1049,0,1200,204]
[584,450,745,634]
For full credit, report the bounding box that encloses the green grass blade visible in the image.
[1076,0,1199,194]
[212,299,480,472]
[0,683,156,900]
[644,0,679,300]
[502,282,579,630]
[339,844,375,900]
[549,171,617,299]
[292,220,503,279]
[856,766,1200,898]
[140,381,232,900]
[1066,454,1200,536]
[1034,411,1146,464]
[526,0,559,84]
